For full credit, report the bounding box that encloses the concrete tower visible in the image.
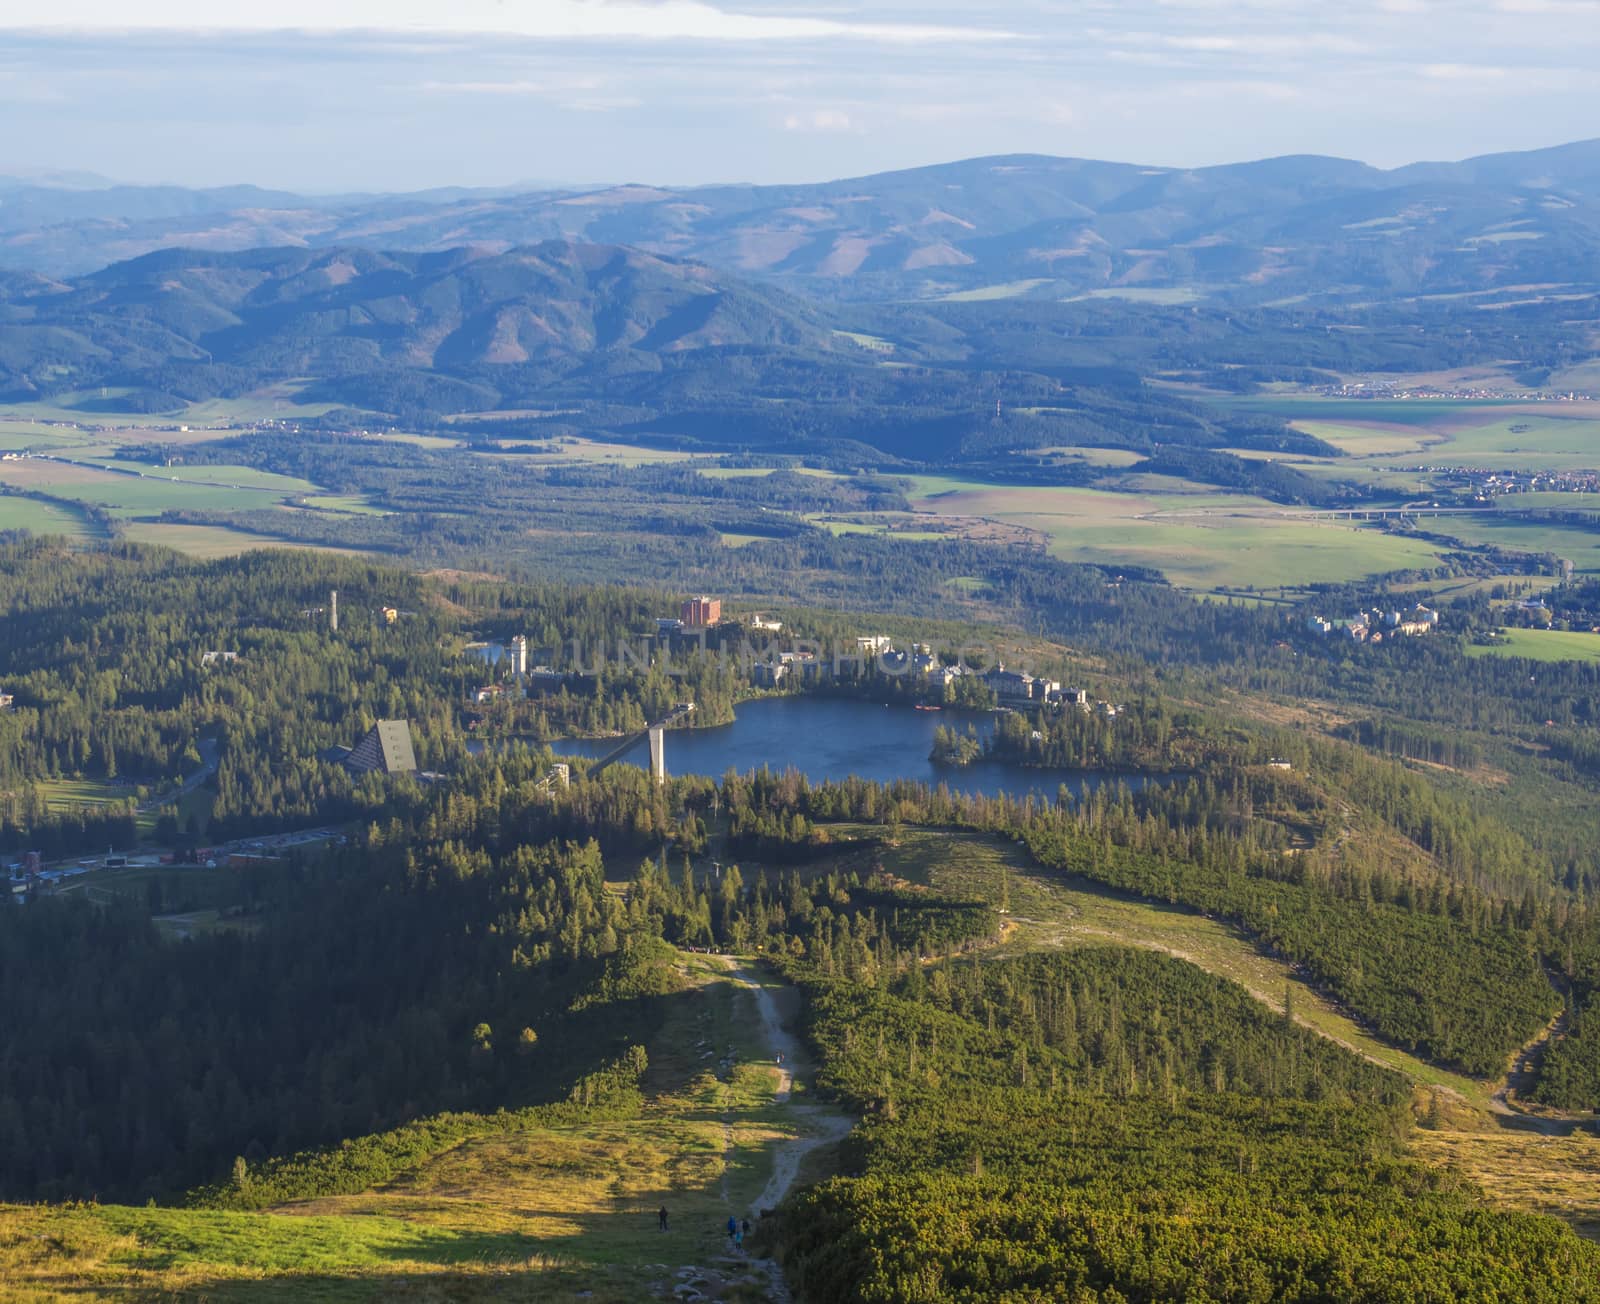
[330,590,339,633]
[648,726,666,786]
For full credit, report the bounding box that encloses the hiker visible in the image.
[742,1217,751,1237]
[735,1227,744,1252]
[727,1214,738,1240]
[658,1206,669,1232]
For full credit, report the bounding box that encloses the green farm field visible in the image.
[1225,397,1534,426]
[1467,628,1600,664]
[0,496,99,539]
[0,460,317,518]
[0,384,341,428]
[118,521,368,560]
[698,466,844,481]
[903,478,1446,591]
[79,458,323,495]
[1430,515,1600,573]
[475,437,715,467]
[1224,395,1600,473]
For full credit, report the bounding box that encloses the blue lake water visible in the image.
[542,696,1156,803]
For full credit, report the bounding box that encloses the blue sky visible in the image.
[3,1,1597,190]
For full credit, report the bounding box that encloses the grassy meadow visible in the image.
[0,953,826,1303]
[1467,628,1600,664]
[0,496,99,539]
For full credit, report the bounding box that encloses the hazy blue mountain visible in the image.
[2,141,1599,303]
[0,241,834,396]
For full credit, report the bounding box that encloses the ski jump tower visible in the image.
[588,702,695,787]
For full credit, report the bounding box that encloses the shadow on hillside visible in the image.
[169,1200,802,1302]
[158,966,845,1299]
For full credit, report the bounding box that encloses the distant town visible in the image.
[1305,602,1440,643]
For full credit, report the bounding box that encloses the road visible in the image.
[140,737,218,813]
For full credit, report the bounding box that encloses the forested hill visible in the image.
[4,138,1600,302]
[0,241,1335,465]
[0,241,831,384]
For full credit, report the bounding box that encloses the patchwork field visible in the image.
[0,460,303,518]
[903,478,1446,591]
[1229,396,1600,474]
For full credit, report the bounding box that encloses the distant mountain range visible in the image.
[0,241,830,388]
[4,139,1600,303]
[0,240,1339,470]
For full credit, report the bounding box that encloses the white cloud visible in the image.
[1161,33,1367,54]
[783,108,856,132]
[421,80,642,110]
[1421,62,1509,79]
[1495,0,1600,11]
[6,0,1017,43]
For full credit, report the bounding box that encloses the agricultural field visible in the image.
[0,496,98,540]
[118,522,368,560]
[938,278,1053,302]
[1017,445,1146,469]
[1432,515,1600,574]
[902,477,1446,592]
[0,460,319,519]
[806,514,946,542]
[1068,286,1204,305]
[1226,396,1600,474]
[474,437,714,467]
[0,423,98,451]
[80,458,324,495]
[1288,421,1436,456]
[296,495,388,516]
[0,384,340,428]
[1466,628,1600,664]
[698,466,844,481]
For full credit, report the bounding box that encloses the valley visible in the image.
[5,126,1600,1302]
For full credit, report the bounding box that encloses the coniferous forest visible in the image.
[3,540,1600,1299]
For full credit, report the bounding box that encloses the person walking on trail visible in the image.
[727,1214,738,1240]
[742,1217,751,1238]
[658,1206,669,1232]
[734,1227,744,1252]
